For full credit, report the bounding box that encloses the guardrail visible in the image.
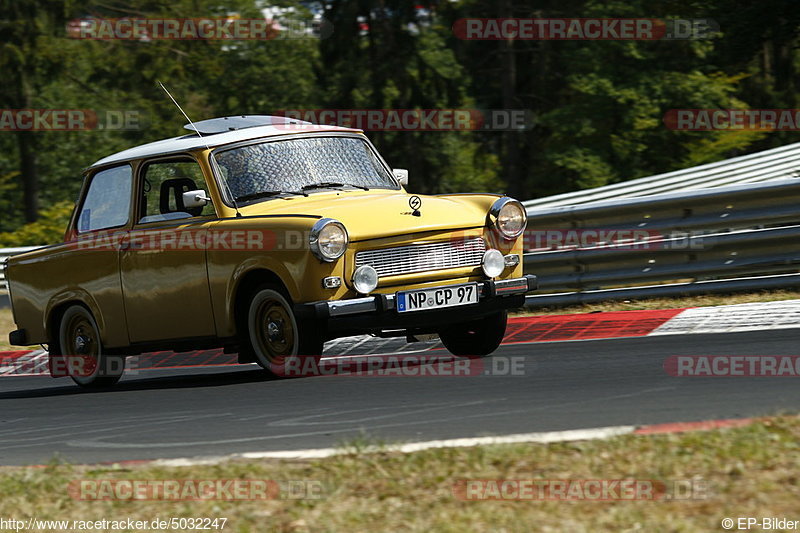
[524,178,800,306]
[0,246,40,291]
[522,140,800,210]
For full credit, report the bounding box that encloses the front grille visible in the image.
[355,237,486,278]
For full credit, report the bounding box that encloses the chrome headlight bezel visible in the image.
[310,218,348,262]
[489,197,527,240]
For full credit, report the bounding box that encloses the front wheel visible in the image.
[439,310,508,357]
[56,305,125,389]
[245,286,324,377]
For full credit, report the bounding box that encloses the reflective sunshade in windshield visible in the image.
[214,136,397,202]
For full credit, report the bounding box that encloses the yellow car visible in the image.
[5,115,536,388]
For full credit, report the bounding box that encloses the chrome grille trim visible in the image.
[355,237,486,278]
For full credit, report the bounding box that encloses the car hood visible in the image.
[237,190,496,241]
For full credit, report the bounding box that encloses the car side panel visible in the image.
[206,217,351,338]
[7,243,129,347]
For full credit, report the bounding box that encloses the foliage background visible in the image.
[0,0,798,244]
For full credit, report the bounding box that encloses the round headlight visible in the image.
[482,249,505,278]
[352,265,379,294]
[490,197,527,240]
[310,218,348,262]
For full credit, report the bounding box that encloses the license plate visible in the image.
[396,283,479,313]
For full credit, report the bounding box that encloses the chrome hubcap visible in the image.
[74,333,91,355]
[267,319,285,342]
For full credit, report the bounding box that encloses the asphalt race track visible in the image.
[1,329,799,466]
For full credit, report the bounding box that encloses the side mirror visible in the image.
[182,190,211,209]
[393,168,409,187]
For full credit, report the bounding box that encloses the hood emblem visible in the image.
[408,195,422,217]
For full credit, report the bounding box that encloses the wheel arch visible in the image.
[45,295,102,352]
[232,268,291,336]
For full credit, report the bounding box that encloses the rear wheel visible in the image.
[245,286,324,377]
[439,310,508,357]
[56,305,125,389]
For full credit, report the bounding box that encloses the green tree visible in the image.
[0,0,70,222]
[319,0,502,194]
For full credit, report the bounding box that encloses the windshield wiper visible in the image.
[301,181,370,191]
[236,190,308,202]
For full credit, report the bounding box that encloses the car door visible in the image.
[68,164,135,348]
[119,156,217,343]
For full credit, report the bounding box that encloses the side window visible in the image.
[138,159,214,224]
[77,165,132,233]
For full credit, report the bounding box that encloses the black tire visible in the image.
[439,310,508,357]
[56,305,125,389]
[243,284,324,377]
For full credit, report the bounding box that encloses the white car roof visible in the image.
[89,123,361,169]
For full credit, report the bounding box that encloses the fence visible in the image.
[524,178,800,306]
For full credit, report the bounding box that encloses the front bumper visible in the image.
[295,275,536,337]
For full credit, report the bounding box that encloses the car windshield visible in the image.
[214,136,397,203]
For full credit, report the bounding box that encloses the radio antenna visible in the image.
[158,81,243,218]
